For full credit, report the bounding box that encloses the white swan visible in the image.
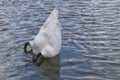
[24,8,61,64]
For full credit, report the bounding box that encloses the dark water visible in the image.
[0,0,120,80]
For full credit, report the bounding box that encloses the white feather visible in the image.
[30,8,61,58]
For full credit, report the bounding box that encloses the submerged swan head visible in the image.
[24,41,44,65]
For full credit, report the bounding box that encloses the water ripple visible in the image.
[0,0,120,80]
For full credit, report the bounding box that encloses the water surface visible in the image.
[0,0,120,80]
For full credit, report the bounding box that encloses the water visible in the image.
[0,0,120,80]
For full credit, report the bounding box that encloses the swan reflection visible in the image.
[37,54,60,80]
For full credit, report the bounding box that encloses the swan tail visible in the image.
[42,8,61,30]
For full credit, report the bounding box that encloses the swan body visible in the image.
[25,8,61,59]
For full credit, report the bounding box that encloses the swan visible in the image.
[24,8,61,64]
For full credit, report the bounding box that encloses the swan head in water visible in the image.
[24,42,44,65]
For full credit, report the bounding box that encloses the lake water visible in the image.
[0,0,120,80]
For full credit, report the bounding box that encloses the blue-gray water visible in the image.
[0,0,120,80]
